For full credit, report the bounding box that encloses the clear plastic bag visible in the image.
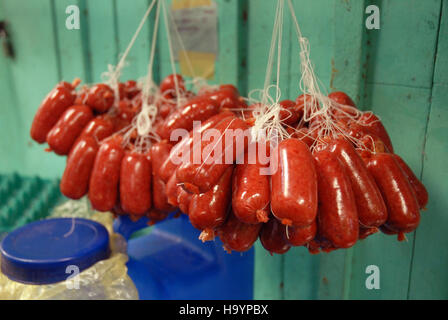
[0,199,139,300]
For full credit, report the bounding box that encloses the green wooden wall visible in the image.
[0,0,447,299]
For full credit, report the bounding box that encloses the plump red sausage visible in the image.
[201,86,240,109]
[150,140,175,212]
[160,74,186,99]
[60,136,99,199]
[232,142,270,224]
[270,138,318,227]
[46,105,94,155]
[286,220,317,246]
[188,166,233,232]
[328,138,387,227]
[177,188,192,215]
[78,114,115,142]
[31,81,77,143]
[85,84,115,113]
[166,173,180,207]
[314,149,359,248]
[150,140,173,178]
[279,100,299,126]
[217,211,262,253]
[391,154,428,209]
[359,112,393,152]
[119,151,152,215]
[359,226,378,239]
[159,111,235,183]
[157,96,220,140]
[176,116,250,194]
[328,91,356,107]
[362,152,420,233]
[89,136,124,211]
[259,218,291,255]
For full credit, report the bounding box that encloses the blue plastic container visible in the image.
[115,213,254,300]
[0,214,253,299]
[0,218,110,285]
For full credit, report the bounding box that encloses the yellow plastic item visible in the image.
[0,200,139,300]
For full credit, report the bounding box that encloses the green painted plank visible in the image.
[349,83,432,299]
[366,0,441,88]
[115,0,152,81]
[408,84,448,299]
[53,0,88,82]
[331,0,367,105]
[288,0,335,99]
[1,0,65,179]
[254,241,284,300]
[283,247,320,300]
[86,0,117,83]
[0,1,24,175]
[247,0,291,300]
[215,0,240,85]
[434,0,447,85]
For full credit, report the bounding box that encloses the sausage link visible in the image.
[176,116,250,194]
[150,140,175,212]
[31,81,77,143]
[188,166,233,231]
[392,154,428,209]
[119,151,152,215]
[78,114,115,142]
[46,105,94,155]
[217,211,262,253]
[259,218,291,255]
[177,188,192,215]
[314,149,359,248]
[286,220,317,247]
[270,138,318,227]
[359,112,394,152]
[200,85,240,110]
[157,96,220,140]
[60,136,99,199]
[159,111,234,183]
[85,84,115,113]
[89,136,124,211]
[362,152,420,233]
[166,173,180,207]
[232,142,270,224]
[328,138,387,227]
[160,74,186,99]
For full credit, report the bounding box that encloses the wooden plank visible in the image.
[53,0,88,82]
[0,1,24,175]
[288,0,335,99]
[115,0,152,81]
[434,0,447,85]
[349,83,432,299]
[366,0,441,88]
[408,84,448,299]
[254,241,284,300]
[1,0,65,179]
[85,0,117,83]
[331,0,367,105]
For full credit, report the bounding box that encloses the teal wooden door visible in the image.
[0,0,446,299]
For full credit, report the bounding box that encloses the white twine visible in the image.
[101,0,158,111]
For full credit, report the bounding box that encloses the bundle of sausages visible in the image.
[30,74,428,255]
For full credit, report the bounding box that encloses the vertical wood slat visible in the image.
[0,0,23,175]
[408,0,448,300]
[1,0,64,179]
[53,0,88,82]
[348,0,441,300]
[86,0,117,84]
[115,0,152,81]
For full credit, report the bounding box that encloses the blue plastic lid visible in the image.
[0,218,110,285]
